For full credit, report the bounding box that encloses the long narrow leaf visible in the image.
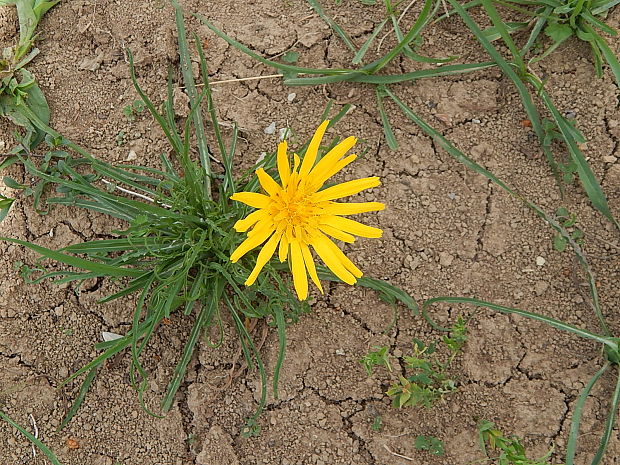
[422,296,615,349]
[0,237,144,277]
[0,411,63,465]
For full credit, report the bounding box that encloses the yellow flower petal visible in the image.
[313,177,380,202]
[320,216,383,238]
[301,242,323,294]
[321,234,363,278]
[299,120,329,177]
[278,233,289,262]
[308,154,357,191]
[245,231,282,286]
[230,225,274,263]
[318,223,356,243]
[311,234,356,285]
[290,240,308,300]
[234,209,268,232]
[256,168,280,197]
[308,136,357,181]
[230,192,271,209]
[277,141,290,187]
[323,201,385,215]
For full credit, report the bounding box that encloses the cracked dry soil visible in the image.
[1,0,620,464]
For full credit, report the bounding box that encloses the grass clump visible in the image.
[0,3,415,436]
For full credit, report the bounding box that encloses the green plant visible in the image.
[0,410,63,465]
[0,2,417,435]
[414,435,445,456]
[371,414,382,431]
[386,318,467,408]
[0,0,58,150]
[478,420,554,465]
[122,99,146,121]
[359,345,392,375]
[553,207,584,252]
[445,0,620,88]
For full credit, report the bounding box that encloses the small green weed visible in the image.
[122,99,146,121]
[386,317,467,408]
[478,420,554,465]
[115,130,126,146]
[553,207,584,252]
[359,345,392,375]
[414,435,445,456]
[371,415,382,431]
[0,0,58,150]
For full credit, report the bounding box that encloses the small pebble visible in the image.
[603,155,617,163]
[264,122,276,134]
[126,150,137,161]
[536,256,546,266]
[287,93,296,102]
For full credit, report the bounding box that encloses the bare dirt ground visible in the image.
[1,1,620,464]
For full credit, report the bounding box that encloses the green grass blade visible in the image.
[315,265,418,314]
[422,296,614,348]
[284,62,495,85]
[283,72,367,86]
[520,10,550,56]
[365,0,434,74]
[582,11,617,36]
[195,35,228,162]
[127,51,183,156]
[0,411,63,465]
[173,1,212,195]
[0,237,144,277]
[273,306,286,399]
[227,295,267,427]
[162,277,221,412]
[58,365,99,430]
[195,15,352,76]
[590,367,620,465]
[592,0,620,15]
[588,27,620,89]
[565,362,611,465]
[480,0,524,71]
[539,89,620,231]
[445,0,563,190]
[306,0,356,52]
[376,87,398,149]
[353,19,389,65]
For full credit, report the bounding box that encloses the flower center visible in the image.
[271,190,318,234]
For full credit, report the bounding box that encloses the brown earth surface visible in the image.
[1,0,620,464]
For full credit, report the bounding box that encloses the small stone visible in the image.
[439,251,454,267]
[536,256,546,266]
[126,150,137,161]
[335,349,345,356]
[287,93,296,102]
[264,122,276,134]
[534,281,549,296]
[603,155,617,163]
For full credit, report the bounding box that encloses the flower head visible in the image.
[230,121,384,300]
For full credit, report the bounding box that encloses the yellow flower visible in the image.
[229,120,385,300]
